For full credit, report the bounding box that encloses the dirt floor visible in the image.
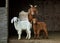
[8,32,60,43]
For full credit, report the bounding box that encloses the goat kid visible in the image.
[32,18,48,39]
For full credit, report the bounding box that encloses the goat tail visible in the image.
[11,18,14,23]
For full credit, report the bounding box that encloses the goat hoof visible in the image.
[28,37,31,40]
[44,37,48,39]
[26,37,28,39]
[27,38,30,40]
[34,36,36,39]
[28,39,30,40]
[34,37,36,39]
[37,37,40,39]
[26,37,30,40]
[46,37,48,39]
[26,37,30,39]
[18,38,21,40]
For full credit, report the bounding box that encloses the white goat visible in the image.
[11,11,32,40]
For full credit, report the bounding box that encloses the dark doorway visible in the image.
[8,0,60,39]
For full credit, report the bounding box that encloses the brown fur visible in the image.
[28,5,48,39]
[28,5,38,23]
[32,18,48,39]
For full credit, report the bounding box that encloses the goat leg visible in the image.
[43,29,48,39]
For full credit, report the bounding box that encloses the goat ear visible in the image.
[30,5,33,7]
[34,5,37,7]
[11,18,14,23]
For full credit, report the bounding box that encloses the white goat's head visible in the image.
[11,17,18,23]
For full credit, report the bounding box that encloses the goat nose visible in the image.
[31,12,34,15]
[32,15,35,17]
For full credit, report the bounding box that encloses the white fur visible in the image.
[11,11,32,40]
[11,17,32,40]
[11,10,32,40]
[19,11,29,21]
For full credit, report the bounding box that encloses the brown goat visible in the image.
[28,5,48,39]
[32,18,48,39]
[28,5,38,23]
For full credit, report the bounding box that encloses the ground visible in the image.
[8,32,60,43]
